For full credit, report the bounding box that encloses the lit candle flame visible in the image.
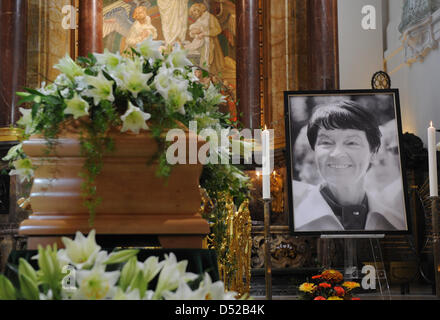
[431,121,434,127]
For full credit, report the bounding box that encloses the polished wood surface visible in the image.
[19,129,209,248]
[78,0,103,57]
[236,0,261,129]
[0,0,27,126]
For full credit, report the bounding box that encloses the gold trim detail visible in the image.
[0,127,23,142]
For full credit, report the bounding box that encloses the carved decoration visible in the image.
[399,2,440,65]
[251,232,314,269]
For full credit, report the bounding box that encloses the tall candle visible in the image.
[428,122,438,197]
[262,126,271,200]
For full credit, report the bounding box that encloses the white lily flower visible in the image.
[166,79,192,115]
[74,265,120,300]
[162,280,206,300]
[120,70,152,98]
[137,36,163,60]
[57,230,101,270]
[94,49,123,69]
[64,93,90,119]
[120,101,151,134]
[60,88,71,99]
[37,82,58,96]
[200,273,237,300]
[153,66,174,98]
[39,289,54,301]
[167,44,193,69]
[54,74,72,88]
[153,253,198,299]
[74,76,88,92]
[83,71,115,106]
[9,158,34,183]
[54,54,84,80]
[137,256,165,284]
[2,143,23,162]
[205,82,227,105]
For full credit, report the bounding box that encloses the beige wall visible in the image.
[338,0,384,90]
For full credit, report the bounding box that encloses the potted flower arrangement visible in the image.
[0,230,240,300]
[2,37,252,248]
[298,269,361,300]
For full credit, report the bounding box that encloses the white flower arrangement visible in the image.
[0,230,240,301]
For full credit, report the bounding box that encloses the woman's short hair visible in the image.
[307,100,382,153]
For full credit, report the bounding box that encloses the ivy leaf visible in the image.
[24,87,45,97]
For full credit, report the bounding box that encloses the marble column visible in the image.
[293,0,339,90]
[236,0,261,129]
[0,0,28,126]
[308,0,339,90]
[78,0,103,57]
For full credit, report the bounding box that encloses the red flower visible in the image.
[333,286,345,297]
[312,275,322,280]
[314,296,327,300]
[319,283,332,289]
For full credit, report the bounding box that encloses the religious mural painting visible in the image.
[102,0,237,95]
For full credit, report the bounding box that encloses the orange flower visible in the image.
[319,282,332,289]
[342,281,361,291]
[333,286,345,297]
[312,275,322,280]
[314,296,326,300]
[321,270,343,283]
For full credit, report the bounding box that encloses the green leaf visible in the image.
[18,258,38,284]
[104,249,139,265]
[24,87,45,97]
[31,103,40,120]
[17,94,36,106]
[0,275,16,300]
[19,274,40,300]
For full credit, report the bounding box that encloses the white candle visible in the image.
[262,126,271,200]
[428,122,438,197]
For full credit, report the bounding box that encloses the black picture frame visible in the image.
[284,89,412,236]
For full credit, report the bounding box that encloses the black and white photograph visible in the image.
[285,90,410,234]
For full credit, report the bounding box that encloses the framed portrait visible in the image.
[284,89,411,235]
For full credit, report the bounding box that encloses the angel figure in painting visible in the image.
[103,0,155,53]
[123,6,158,51]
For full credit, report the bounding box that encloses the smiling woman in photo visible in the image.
[293,101,407,232]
